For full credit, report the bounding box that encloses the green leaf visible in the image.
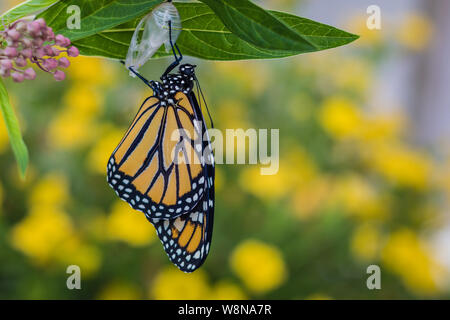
[72,3,358,61]
[198,0,316,52]
[0,0,59,28]
[38,0,164,41]
[0,79,29,178]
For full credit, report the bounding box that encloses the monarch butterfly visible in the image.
[107,17,215,272]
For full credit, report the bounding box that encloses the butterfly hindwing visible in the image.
[150,160,214,273]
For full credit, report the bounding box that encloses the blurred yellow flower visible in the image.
[230,239,286,294]
[382,229,444,295]
[397,13,433,51]
[332,174,388,221]
[55,237,102,276]
[151,266,211,300]
[319,96,363,139]
[87,124,124,174]
[107,201,156,246]
[63,84,104,118]
[368,144,432,190]
[239,147,317,201]
[29,173,69,209]
[211,281,247,300]
[346,15,384,47]
[48,108,96,149]
[360,113,404,143]
[10,206,74,264]
[68,56,118,86]
[333,58,372,94]
[351,223,383,261]
[0,118,9,154]
[239,165,290,201]
[98,281,141,300]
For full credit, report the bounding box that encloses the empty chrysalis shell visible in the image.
[125,2,182,76]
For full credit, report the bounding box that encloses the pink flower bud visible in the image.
[52,48,60,56]
[67,46,79,57]
[21,48,33,59]
[15,56,27,68]
[35,18,47,28]
[33,38,44,47]
[24,68,36,80]
[44,45,54,56]
[53,70,66,81]
[35,48,45,58]
[4,47,18,58]
[21,38,33,48]
[43,58,58,70]
[15,21,27,33]
[12,72,25,83]
[46,28,55,41]
[7,29,21,41]
[1,59,13,70]
[58,57,70,68]
[27,21,41,36]
[55,34,66,47]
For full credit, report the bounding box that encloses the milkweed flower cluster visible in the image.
[0,18,79,82]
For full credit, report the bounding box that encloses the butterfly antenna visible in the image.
[194,76,214,129]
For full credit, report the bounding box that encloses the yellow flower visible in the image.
[239,165,290,201]
[55,237,102,276]
[230,239,286,294]
[29,173,69,209]
[0,117,9,154]
[239,148,317,201]
[48,108,96,149]
[381,229,444,295]
[211,281,247,300]
[331,174,388,221]
[63,84,103,118]
[151,266,211,300]
[98,281,141,300]
[368,144,432,190]
[68,56,118,86]
[319,96,363,139]
[107,201,156,246]
[346,15,384,47]
[360,113,404,143]
[10,206,74,264]
[397,13,433,51]
[333,58,373,94]
[351,223,382,261]
[87,124,124,174]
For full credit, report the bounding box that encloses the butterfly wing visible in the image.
[107,93,207,219]
[149,90,215,272]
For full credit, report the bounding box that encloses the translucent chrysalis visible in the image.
[125,2,181,76]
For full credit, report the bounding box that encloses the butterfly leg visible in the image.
[162,20,183,78]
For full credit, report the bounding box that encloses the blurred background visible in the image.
[0,0,449,299]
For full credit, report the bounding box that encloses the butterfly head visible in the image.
[179,64,196,78]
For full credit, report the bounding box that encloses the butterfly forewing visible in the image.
[107,93,207,219]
